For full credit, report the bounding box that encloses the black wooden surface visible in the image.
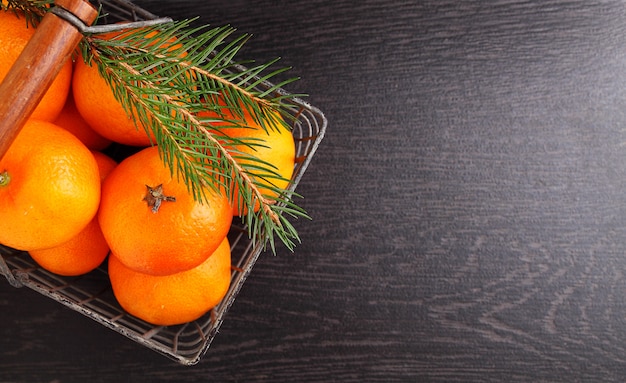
[3,0,626,381]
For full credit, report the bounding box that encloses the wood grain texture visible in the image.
[3,0,626,381]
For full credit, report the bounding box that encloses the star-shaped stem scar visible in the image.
[143,184,176,213]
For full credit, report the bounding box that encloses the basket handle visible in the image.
[0,0,98,160]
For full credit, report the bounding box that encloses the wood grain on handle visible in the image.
[0,0,98,160]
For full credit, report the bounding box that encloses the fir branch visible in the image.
[80,20,308,252]
[114,57,282,225]
[2,0,52,26]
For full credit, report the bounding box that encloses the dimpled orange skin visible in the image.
[0,120,101,251]
[108,237,232,326]
[200,103,296,216]
[217,115,296,215]
[0,9,73,121]
[72,28,186,147]
[72,57,154,146]
[98,146,233,276]
[28,215,109,276]
[27,151,117,276]
[54,93,112,151]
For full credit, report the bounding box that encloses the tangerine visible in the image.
[200,99,296,215]
[91,150,119,182]
[72,28,187,146]
[108,236,231,326]
[72,54,153,146]
[0,9,73,121]
[54,93,112,151]
[98,145,232,276]
[27,152,117,276]
[0,120,101,251]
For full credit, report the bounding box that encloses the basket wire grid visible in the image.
[0,0,326,366]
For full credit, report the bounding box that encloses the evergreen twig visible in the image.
[79,19,308,252]
[2,0,51,26]
[5,0,309,252]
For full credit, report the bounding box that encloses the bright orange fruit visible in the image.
[0,9,73,121]
[72,54,153,146]
[28,216,108,276]
[54,93,112,151]
[0,120,101,251]
[98,145,232,276]
[199,98,296,215]
[27,152,117,276]
[72,28,187,146]
[108,237,231,326]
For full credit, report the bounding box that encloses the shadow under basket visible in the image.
[0,0,327,366]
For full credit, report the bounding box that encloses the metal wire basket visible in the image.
[0,0,326,366]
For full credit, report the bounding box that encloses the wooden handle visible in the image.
[0,0,98,160]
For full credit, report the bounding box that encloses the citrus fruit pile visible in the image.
[0,9,296,326]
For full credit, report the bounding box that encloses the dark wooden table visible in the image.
[3,0,626,381]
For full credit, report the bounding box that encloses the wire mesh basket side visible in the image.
[0,98,325,364]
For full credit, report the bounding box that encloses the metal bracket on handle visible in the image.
[49,6,173,34]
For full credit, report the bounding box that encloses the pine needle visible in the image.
[77,19,308,252]
[2,0,52,26]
